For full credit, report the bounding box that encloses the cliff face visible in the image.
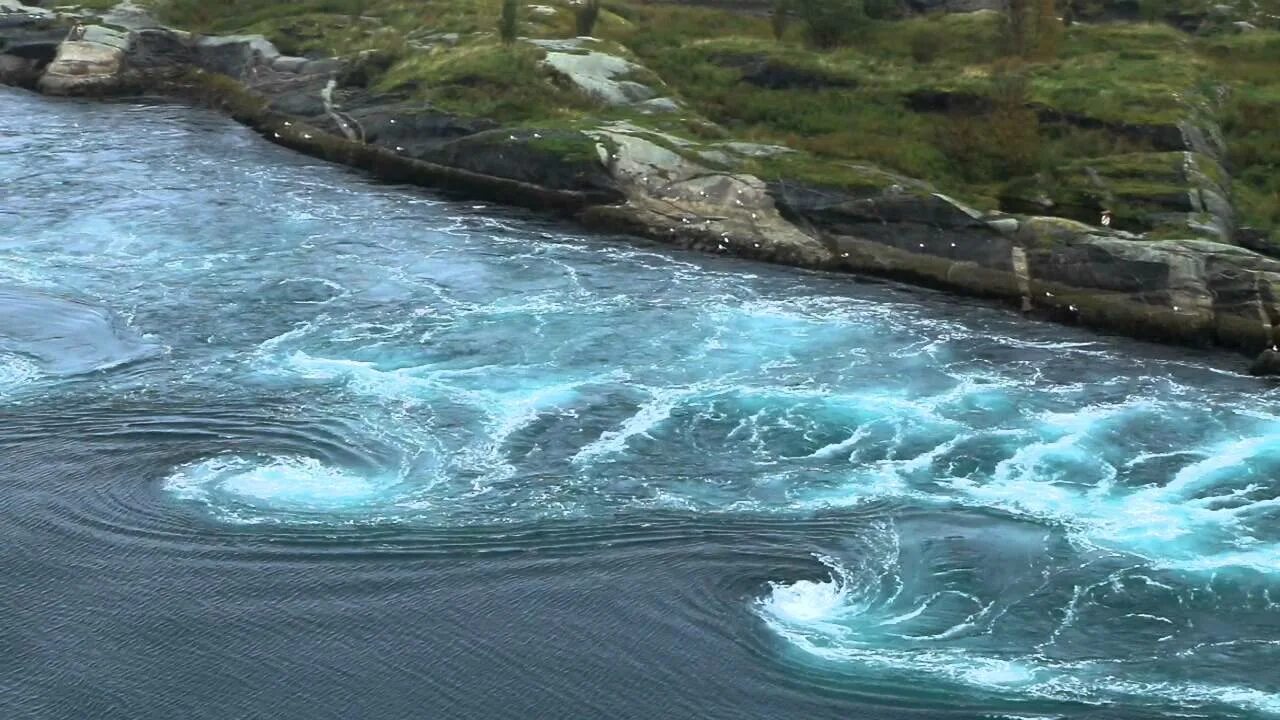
[3,0,1280,371]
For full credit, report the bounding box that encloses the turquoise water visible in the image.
[3,88,1280,719]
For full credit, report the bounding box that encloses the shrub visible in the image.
[575,0,601,37]
[499,0,518,44]
[909,27,941,64]
[794,0,866,50]
[1002,0,1060,59]
[771,0,789,41]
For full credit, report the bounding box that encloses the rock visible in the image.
[1232,20,1258,32]
[579,129,834,267]
[535,42,659,106]
[194,34,280,80]
[716,141,795,159]
[39,25,133,95]
[428,128,621,198]
[100,0,162,31]
[342,102,499,157]
[271,55,309,74]
[0,0,53,20]
[125,27,193,77]
[708,51,856,91]
[1000,151,1234,241]
[1249,348,1280,376]
[0,52,38,86]
[635,96,680,114]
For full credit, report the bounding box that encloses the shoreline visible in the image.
[4,4,1280,374]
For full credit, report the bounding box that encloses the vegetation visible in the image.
[575,0,601,37]
[148,0,1280,241]
[499,0,518,43]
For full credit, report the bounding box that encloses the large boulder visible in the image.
[193,35,280,81]
[39,25,133,96]
[579,127,835,267]
[531,38,665,108]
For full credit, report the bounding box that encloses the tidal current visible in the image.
[3,87,1280,719]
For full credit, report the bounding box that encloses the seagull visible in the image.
[273,132,281,138]
[284,121,292,127]
[1069,304,1078,312]
[1101,209,1113,227]
[303,133,312,139]
[396,146,405,152]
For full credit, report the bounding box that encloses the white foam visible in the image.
[165,455,401,514]
[0,352,39,395]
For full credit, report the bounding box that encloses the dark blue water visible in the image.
[3,87,1280,719]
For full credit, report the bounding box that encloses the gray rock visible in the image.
[271,55,309,74]
[194,34,279,79]
[716,141,795,158]
[635,96,680,114]
[535,40,665,106]
[1250,348,1280,376]
[39,25,134,95]
[0,52,38,87]
[0,0,53,19]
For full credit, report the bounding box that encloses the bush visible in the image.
[499,0,518,44]
[575,0,601,36]
[771,0,789,41]
[794,0,866,50]
[1002,0,1060,59]
[909,27,941,64]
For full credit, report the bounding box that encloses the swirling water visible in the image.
[3,87,1280,720]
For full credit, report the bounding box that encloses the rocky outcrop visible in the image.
[39,24,131,95]
[1000,151,1235,241]
[531,38,678,111]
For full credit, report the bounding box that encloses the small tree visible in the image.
[499,0,519,44]
[771,0,790,41]
[1033,0,1061,60]
[988,66,1041,176]
[575,0,601,37]
[1004,0,1061,60]
[795,0,866,50]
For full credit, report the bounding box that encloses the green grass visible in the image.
[148,0,1280,240]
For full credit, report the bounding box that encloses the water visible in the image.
[3,87,1280,719]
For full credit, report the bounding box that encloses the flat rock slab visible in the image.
[0,0,53,18]
[531,38,659,107]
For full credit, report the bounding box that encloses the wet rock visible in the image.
[0,52,37,86]
[1249,348,1280,376]
[39,25,132,95]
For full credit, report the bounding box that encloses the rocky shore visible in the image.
[5,0,1280,373]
